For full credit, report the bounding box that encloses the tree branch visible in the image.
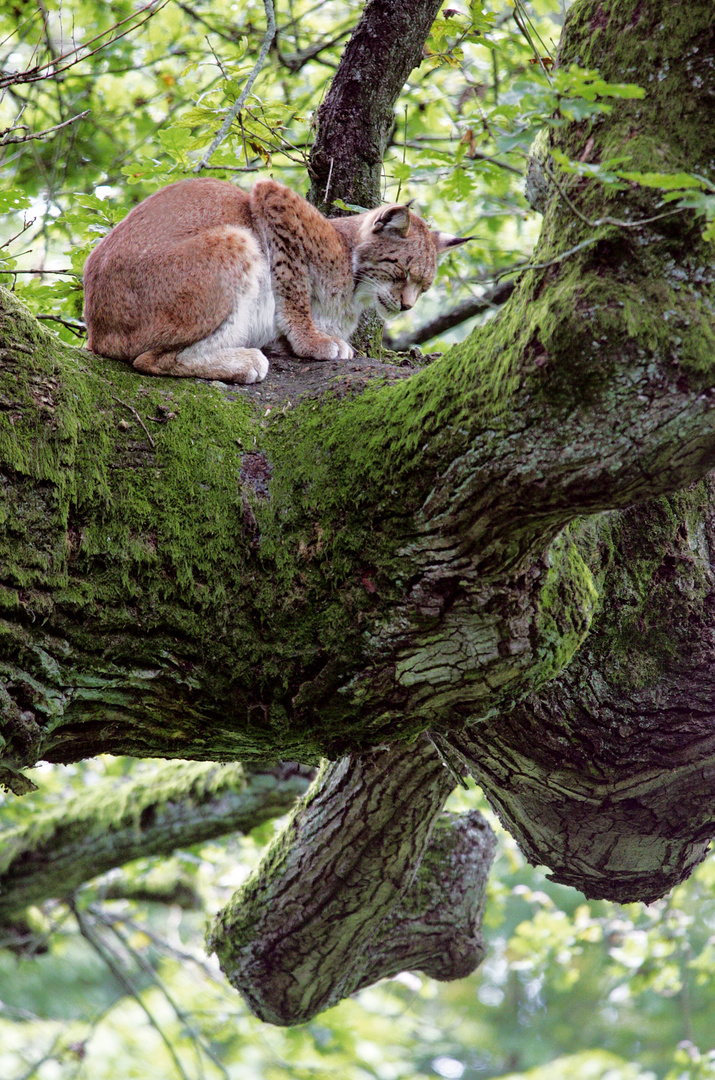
[0,761,314,919]
[0,109,90,145]
[307,0,445,212]
[208,738,495,1024]
[194,0,276,172]
[384,279,516,351]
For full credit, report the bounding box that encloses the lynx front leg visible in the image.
[274,287,354,361]
[253,182,354,361]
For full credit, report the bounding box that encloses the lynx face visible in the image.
[353,245,436,320]
[346,204,463,318]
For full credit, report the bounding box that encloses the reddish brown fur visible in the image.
[83,178,469,384]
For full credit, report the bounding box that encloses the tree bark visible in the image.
[306,0,445,354]
[208,739,494,1024]
[307,0,444,214]
[2,0,715,1022]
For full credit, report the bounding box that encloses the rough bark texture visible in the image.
[446,480,715,904]
[208,739,494,1024]
[307,0,444,214]
[2,0,715,1024]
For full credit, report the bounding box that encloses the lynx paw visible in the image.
[304,335,354,361]
[233,349,269,384]
[166,346,269,383]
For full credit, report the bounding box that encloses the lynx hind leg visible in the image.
[134,347,269,384]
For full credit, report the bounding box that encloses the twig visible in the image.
[426,732,469,789]
[93,909,223,984]
[12,1028,65,1080]
[324,156,334,205]
[69,899,192,1080]
[199,163,260,173]
[2,268,75,274]
[494,236,603,280]
[0,218,35,251]
[36,315,86,337]
[100,912,230,1080]
[110,394,156,448]
[541,156,686,230]
[398,137,523,176]
[0,1,171,90]
[385,278,516,350]
[0,109,90,145]
[194,0,276,172]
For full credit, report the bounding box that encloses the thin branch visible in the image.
[275,27,352,73]
[36,315,86,337]
[12,1029,65,1080]
[194,0,277,172]
[199,163,261,173]
[540,156,687,230]
[426,732,469,789]
[70,899,192,1080]
[93,909,223,985]
[0,1,172,90]
[3,268,75,274]
[109,394,156,448]
[387,183,683,351]
[101,913,230,1080]
[384,278,516,350]
[1,221,34,253]
[398,136,523,176]
[0,109,89,145]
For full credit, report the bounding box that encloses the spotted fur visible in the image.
[83,178,469,384]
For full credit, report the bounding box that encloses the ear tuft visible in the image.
[434,232,474,257]
[373,205,412,238]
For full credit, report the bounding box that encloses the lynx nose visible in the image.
[401,283,420,310]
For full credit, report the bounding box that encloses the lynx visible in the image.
[83,178,469,384]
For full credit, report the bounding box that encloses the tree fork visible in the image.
[208,737,495,1025]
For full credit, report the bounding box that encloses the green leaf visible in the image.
[619,170,707,190]
[0,189,32,213]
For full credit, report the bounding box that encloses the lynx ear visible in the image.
[373,205,412,237]
[434,231,474,257]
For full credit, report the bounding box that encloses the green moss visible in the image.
[560,1,715,177]
[573,483,715,688]
[4,0,715,764]
[535,530,599,685]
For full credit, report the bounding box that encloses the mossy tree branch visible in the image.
[2,0,715,1023]
[0,760,315,920]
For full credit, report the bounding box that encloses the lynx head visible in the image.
[350,203,471,319]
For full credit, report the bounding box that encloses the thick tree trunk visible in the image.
[3,0,715,1024]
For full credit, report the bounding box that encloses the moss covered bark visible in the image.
[0,760,314,919]
[3,0,715,1021]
